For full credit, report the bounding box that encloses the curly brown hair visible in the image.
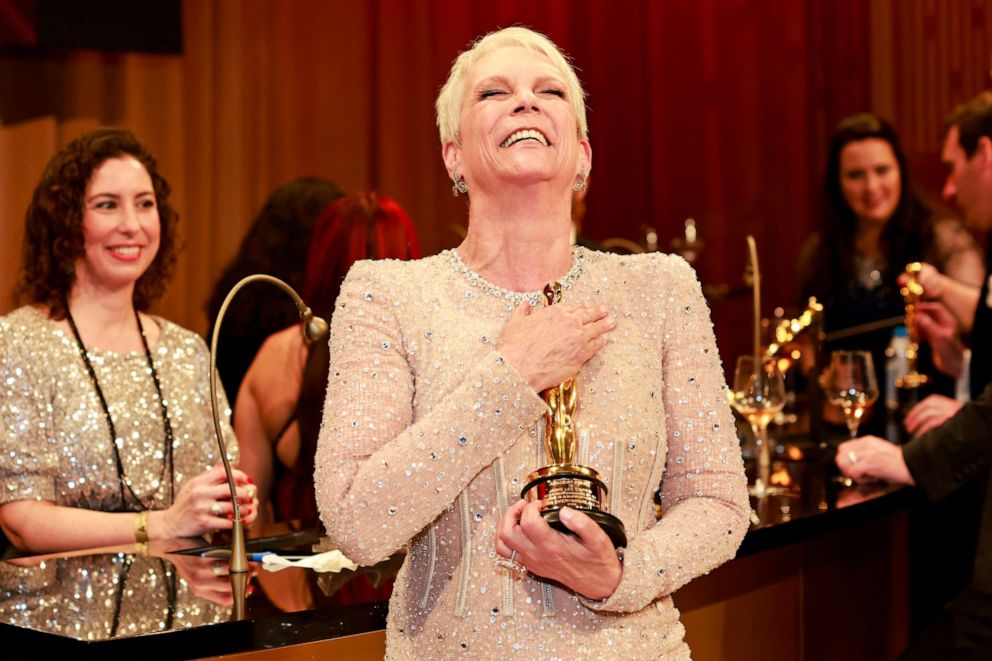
[16,128,180,319]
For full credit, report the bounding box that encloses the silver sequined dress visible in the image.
[315,248,749,660]
[0,306,237,512]
[0,554,230,640]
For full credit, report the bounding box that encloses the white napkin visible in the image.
[260,550,358,574]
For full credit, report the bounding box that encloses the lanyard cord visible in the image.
[65,307,175,511]
[109,555,177,638]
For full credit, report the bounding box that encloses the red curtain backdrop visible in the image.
[1,0,989,371]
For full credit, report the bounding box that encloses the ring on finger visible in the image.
[494,550,527,575]
[247,486,256,500]
[210,502,223,516]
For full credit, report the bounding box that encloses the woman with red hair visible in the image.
[235,191,421,525]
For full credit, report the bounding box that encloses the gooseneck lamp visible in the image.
[208,274,329,578]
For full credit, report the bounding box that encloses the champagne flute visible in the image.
[731,356,786,497]
[821,350,879,438]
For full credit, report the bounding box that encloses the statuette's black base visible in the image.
[522,464,627,548]
[542,506,628,548]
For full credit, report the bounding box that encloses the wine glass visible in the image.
[731,356,787,497]
[821,350,880,438]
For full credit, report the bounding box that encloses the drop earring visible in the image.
[573,169,589,193]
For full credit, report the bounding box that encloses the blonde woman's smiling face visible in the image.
[444,46,590,195]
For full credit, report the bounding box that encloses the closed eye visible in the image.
[542,89,566,98]
[479,89,506,100]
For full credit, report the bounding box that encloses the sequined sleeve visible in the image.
[314,261,547,565]
[0,317,58,504]
[584,255,749,613]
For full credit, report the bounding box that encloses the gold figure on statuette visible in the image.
[897,262,929,390]
[520,282,627,548]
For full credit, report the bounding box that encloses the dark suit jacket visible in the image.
[903,383,992,591]
[971,274,992,399]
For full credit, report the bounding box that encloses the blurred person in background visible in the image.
[838,92,992,659]
[205,178,343,406]
[235,191,421,526]
[798,112,984,436]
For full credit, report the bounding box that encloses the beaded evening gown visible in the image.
[0,306,237,513]
[315,248,749,660]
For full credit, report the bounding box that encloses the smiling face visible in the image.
[443,46,591,196]
[74,155,161,298]
[838,138,902,227]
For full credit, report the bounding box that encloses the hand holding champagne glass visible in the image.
[731,356,786,496]
[821,350,879,438]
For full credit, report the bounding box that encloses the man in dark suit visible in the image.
[837,90,992,659]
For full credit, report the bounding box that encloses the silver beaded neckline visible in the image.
[446,247,585,306]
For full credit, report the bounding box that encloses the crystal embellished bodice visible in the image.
[315,247,749,660]
[446,247,585,307]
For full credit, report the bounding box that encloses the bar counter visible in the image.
[0,438,914,660]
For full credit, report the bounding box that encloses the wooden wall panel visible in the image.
[0,117,56,309]
[0,0,989,358]
[872,0,992,197]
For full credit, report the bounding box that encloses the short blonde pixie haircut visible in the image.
[435,26,589,146]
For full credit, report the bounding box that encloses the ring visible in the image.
[847,450,859,465]
[210,502,223,516]
[247,486,256,500]
[494,550,527,575]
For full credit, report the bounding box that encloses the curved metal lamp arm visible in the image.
[208,274,329,574]
[746,236,761,373]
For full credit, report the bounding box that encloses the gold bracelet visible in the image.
[134,510,149,544]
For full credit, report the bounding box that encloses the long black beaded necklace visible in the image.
[109,554,177,638]
[65,306,175,511]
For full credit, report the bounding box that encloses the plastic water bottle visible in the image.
[886,326,917,442]
[885,326,909,412]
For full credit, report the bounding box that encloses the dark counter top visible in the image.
[0,436,915,658]
[739,436,915,556]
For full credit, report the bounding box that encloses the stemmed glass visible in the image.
[731,356,787,497]
[821,350,879,438]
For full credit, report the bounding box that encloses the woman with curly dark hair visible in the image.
[0,128,258,554]
[798,113,985,433]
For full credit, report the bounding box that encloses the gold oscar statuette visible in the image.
[889,262,929,442]
[520,282,627,548]
[897,262,929,390]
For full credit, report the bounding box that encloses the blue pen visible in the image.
[200,549,310,561]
